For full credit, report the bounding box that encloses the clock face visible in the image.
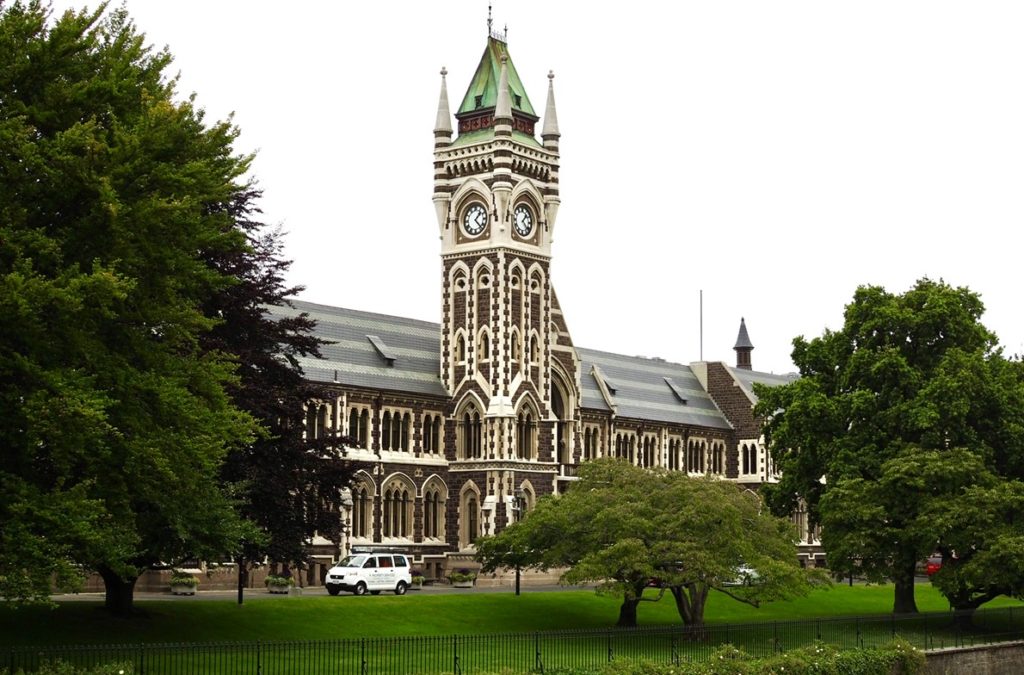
[513,204,534,237]
[463,203,488,236]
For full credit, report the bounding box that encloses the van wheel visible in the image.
[395,581,408,596]
[370,590,381,596]
[353,582,367,596]
[327,586,340,596]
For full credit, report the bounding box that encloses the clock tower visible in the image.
[432,31,579,549]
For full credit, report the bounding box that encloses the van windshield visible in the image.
[338,555,367,568]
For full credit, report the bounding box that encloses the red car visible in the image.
[925,555,942,576]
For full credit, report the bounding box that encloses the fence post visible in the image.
[452,635,460,675]
[256,640,262,675]
[607,628,613,663]
[671,632,679,666]
[773,621,779,653]
[360,637,367,675]
[891,613,896,640]
[535,631,543,673]
[138,643,145,675]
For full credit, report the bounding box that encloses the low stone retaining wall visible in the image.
[926,640,1024,674]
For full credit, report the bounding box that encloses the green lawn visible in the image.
[2,583,1022,647]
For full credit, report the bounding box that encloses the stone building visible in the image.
[272,30,823,583]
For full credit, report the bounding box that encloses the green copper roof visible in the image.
[450,128,543,149]
[457,38,537,118]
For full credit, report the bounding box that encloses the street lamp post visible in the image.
[511,488,526,596]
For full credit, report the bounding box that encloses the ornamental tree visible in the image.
[755,278,1024,614]
[476,459,821,627]
[201,187,357,589]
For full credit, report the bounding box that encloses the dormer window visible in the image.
[474,95,483,109]
[513,94,522,108]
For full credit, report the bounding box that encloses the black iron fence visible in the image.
[5,606,1024,674]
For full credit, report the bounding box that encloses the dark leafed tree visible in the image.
[0,1,260,614]
[755,278,1024,614]
[201,186,357,591]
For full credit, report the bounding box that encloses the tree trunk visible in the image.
[892,563,918,614]
[617,597,640,627]
[671,583,710,639]
[237,556,248,605]
[97,565,139,617]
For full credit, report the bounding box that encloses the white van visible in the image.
[325,552,412,596]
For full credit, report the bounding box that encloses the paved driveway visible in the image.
[53,583,587,602]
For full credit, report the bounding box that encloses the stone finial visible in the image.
[542,69,560,143]
[495,54,512,121]
[434,66,452,138]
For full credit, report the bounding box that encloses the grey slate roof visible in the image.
[272,301,787,431]
[726,365,798,404]
[271,300,449,398]
[578,348,733,430]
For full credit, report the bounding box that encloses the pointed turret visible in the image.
[454,37,539,142]
[434,67,452,148]
[491,54,513,225]
[734,318,754,370]
[541,70,560,150]
[494,55,512,130]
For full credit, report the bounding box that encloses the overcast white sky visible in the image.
[55,1,1024,374]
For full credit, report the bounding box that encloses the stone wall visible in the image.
[926,641,1024,674]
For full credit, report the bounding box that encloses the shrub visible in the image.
[510,639,925,674]
[265,575,295,588]
[448,568,477,583]
[169,572,199,587]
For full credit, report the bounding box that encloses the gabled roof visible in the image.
[457,37,537,118]
[270,301,449,398]
[273,301,770,433]
[578,348,732,430]
[725,365,798,404]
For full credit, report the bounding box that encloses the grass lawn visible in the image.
[2,583,1022,647]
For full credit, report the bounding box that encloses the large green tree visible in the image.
[755,278,1024,614]
[0,1,261,614]
[476,459,820,628]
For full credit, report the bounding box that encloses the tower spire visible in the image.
[542,70,560,150]
[734,317,754,370]
[434,66,452,146]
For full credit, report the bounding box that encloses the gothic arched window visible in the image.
[517,408,536,460]
[460,404,482,459]
[455,333,466,363]
[351,481,373,539]
[381,477,414,538]
[423,479,447,539]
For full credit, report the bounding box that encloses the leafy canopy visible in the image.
[0,1,261,607]
[476,459,822,627]
[755,278,1024,613]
